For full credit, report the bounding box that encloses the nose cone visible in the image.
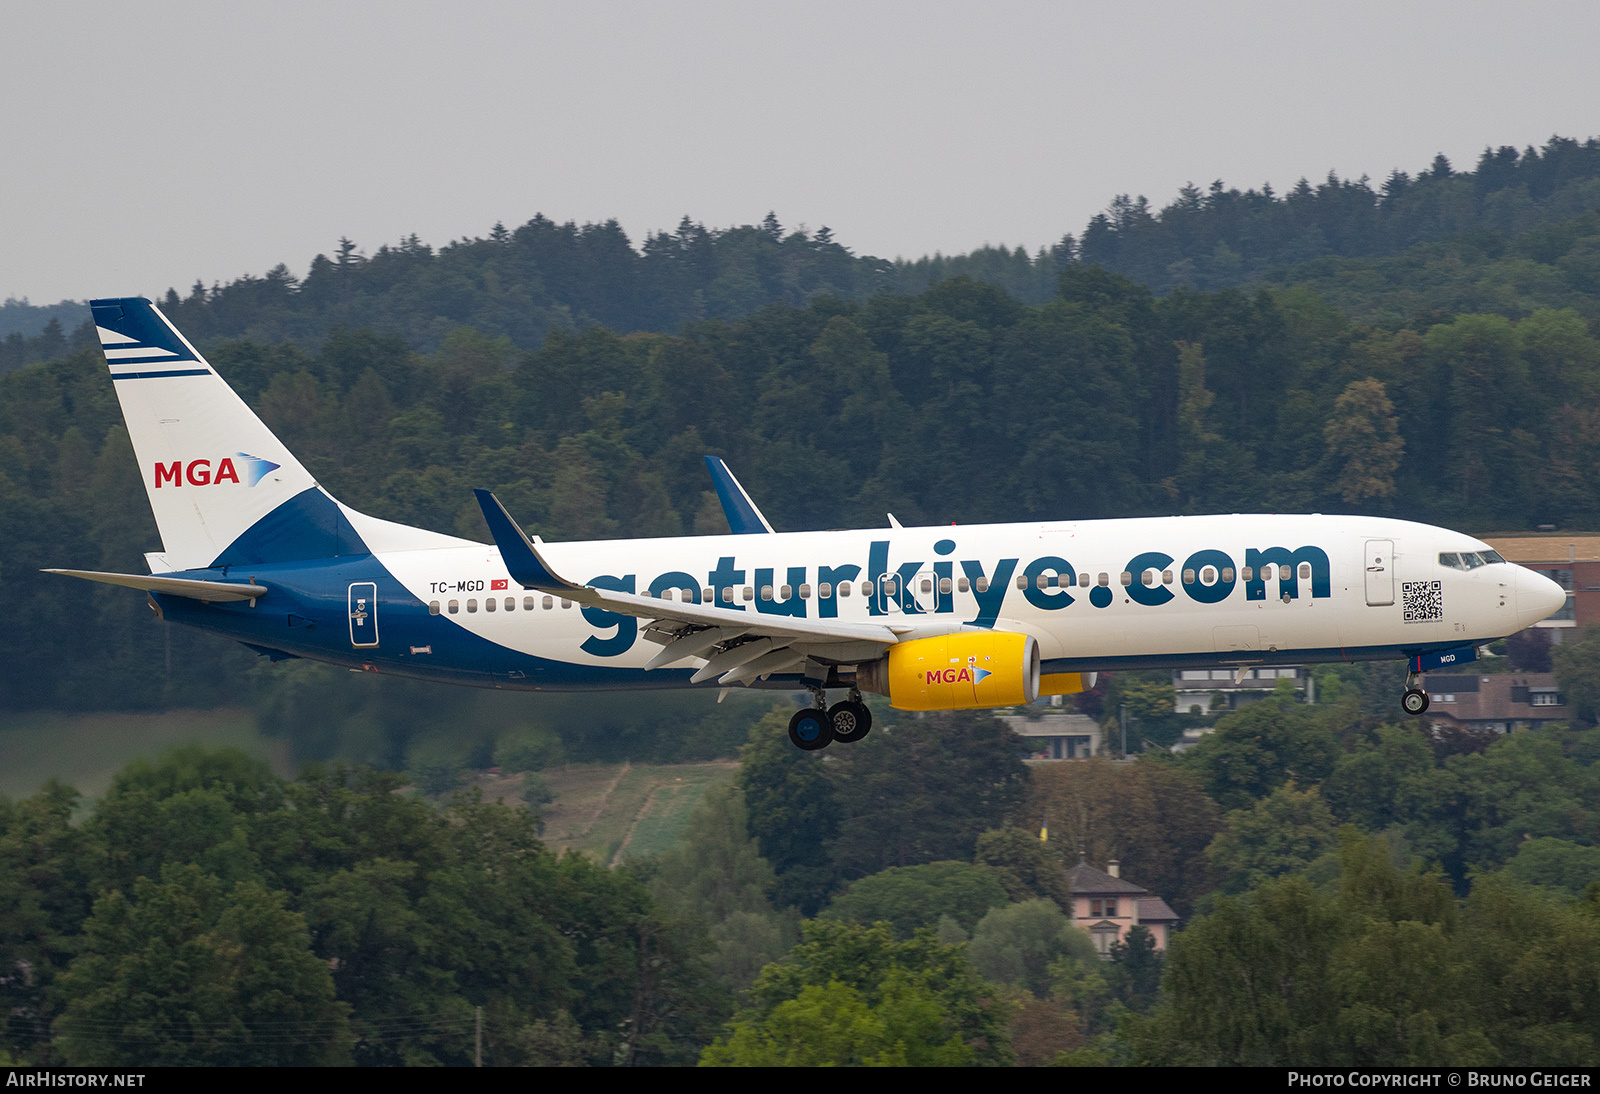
[1516,567,1568,630]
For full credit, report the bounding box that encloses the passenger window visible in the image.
[703,587,714,602]
[525,596,536,610]
[860,581,872,596]
[1097,573,1109,587]
[921,578,933,594]
[958,577,970,593]
[1142,571,1154,587]
[505,597,514,611]
[1221,567,1234,583]
[485,598,496,612]
[1241,566,1253,582]
[560,599,572,609]
[1017,575,1029,590]
[429,600,441,615]
[799,584,811,599]
[819,582,832,598]
[542,595,553,609]
[883,579,896,597]
[467,599,478,613]
[721,587,734,603]
[1183,569,1196,584]
[1036,575,1049,590]
[780,584,792,599]
[939,577,952,594]
[975,577,989,593]
[1162,570,1173,584]
[1298,563,1311,580]
[448,600,459,614]
[1079,573,1090,588]
[760,585,773,601]
[743,586,754,601]
[1201,567,1216,584]
[1120,571,1133,586]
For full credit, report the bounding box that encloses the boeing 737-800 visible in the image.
[47,297,1568,750]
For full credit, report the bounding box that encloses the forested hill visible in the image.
[7,134,1600,375]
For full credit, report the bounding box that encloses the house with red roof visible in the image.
[1065,856,1179,959]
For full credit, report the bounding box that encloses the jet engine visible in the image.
[858,630,1040,711]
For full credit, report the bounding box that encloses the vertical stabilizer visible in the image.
[91,297,325,571]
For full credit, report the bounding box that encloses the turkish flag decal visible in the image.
[491,579,509,590]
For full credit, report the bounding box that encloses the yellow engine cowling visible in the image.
[859,631,1041,711]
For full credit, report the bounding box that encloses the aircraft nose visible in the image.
[1515,566,1568,630]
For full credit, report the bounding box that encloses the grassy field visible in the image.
[0,708,294,802]
[464,760,739,863]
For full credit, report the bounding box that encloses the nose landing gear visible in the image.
[787,687,873,750]
[1401,670,1430,716]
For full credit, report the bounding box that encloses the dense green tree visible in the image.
[53,865,350,1066]
[737,708,840,914]
[966,899,1097,999]
[1182,693,1340,811]
[825,711,1029,882]
[1206,782,1340,893]
[824,861,1010,939]
[973,827,1074,912]
[705,918,1011,1066]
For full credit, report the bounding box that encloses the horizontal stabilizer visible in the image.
[44,568,267,602]
[704,456,775,534]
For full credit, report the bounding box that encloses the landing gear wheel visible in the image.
[788,707,834,751]
[828,700,873,744]
[1401,688,1430,716]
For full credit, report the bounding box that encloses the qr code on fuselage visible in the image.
[1402,580,1443,622]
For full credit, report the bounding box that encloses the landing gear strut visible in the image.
[1401,670,1430,716]
[788,687,872,750]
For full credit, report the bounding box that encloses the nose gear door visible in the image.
[1364,540,1394,606]
[349,582,379,647]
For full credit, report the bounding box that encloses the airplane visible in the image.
[47,297,1568,751]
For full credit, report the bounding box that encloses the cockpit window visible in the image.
[1442,551,1498,570]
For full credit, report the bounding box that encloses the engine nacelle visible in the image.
[859,630,1040,711]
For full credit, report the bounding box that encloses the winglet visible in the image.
[704,456,775,534]
[473,489,584,591]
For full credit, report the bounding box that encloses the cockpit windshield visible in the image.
[1440,550,1505,570]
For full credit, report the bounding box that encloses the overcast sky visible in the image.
[4,1,1598,304]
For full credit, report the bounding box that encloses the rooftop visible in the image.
[1483,535,1600,564]
[1065,859,1149,895]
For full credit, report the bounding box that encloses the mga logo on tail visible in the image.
[153,452,281,488]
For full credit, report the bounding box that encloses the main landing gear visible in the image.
[788,688,873,751]
[1401,670,1430,716]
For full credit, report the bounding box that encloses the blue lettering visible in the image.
[961,558,1017,628]
[817,563,861,618]
[581,574,637,656]
[868,541,889,616]
[1125,551,1175,607]
[709,556,745,611]
[648,571,701,602]
[755,566,807,618]
[1181,550,1236,605]
[1245,546,1331,601]
[1022,556,1075,611]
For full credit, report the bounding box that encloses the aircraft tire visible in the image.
[1401,688,1430,716]
[788,707,834,751]
[828,701,872,744]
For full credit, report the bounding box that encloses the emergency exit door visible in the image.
[349,582,379,647]
[1364,540,1394,606]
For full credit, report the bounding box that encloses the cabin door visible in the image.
[1364,540,1394,606]
[349,582,379,647]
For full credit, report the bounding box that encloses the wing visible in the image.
[704,455,775,534]
[473,489,898,685]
